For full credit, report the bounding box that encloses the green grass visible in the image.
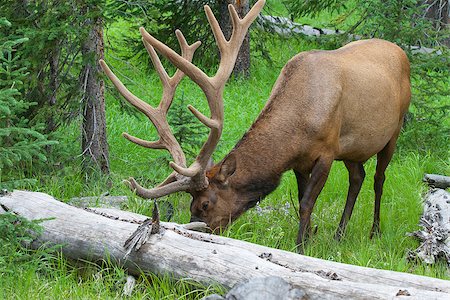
[226,153,449,278]
[0,247,225,299]
[264,0,360,29]
[2,12,450,300]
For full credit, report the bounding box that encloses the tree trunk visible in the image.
[80,6,110,175]
[219,0,233,41]
[1,190,450,300]
[46,46,59,134]
[424,0,449,46]
[219,0,251,78]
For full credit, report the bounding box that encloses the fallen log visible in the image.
[423,174,450,190]
[1,190,450,299]
[259,15,442,55]
[68,195,128,208]
[409,174,450,264]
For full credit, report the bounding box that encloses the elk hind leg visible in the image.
[371,137,398,238]
[296,157,333,253]
[334,161,365,240]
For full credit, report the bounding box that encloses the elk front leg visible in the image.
[297,157,333,253]
[294,170,309,202]
[334,161,365,240]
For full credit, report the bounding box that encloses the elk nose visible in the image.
[190,216,203,223]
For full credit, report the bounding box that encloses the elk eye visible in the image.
[202,201,209,211]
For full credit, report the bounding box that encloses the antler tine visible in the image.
[140,27,213,92]
[204,5,228,55]
[237,0,265,28]
[122,133,166,149]
[170,30,201,87]
[211,0,265,83]
[100,60,157,121]
[125,176,193,199]
[143,40,170,87]
[143,30,201,115]
[228,3,240,32]
[139,0,265,185]
[101,30,204,198]
[188,105,220,129]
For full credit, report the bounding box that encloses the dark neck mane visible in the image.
[225,91,292,207]
[237,174,281,207]
[226,132,283,206]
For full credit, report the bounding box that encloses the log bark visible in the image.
[423,173,450,189]
[1,191,450,299]
[68,195,128,208]
[409,187,450,264]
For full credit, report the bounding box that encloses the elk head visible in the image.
[100,1,266,231]
[189,154,241,231]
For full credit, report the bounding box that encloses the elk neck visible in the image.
[217,53,332,211]
[224,95,307,208]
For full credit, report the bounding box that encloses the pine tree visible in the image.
[0,18,56,189]
[0,1,111,178]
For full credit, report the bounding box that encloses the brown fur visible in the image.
[190,39,411,248]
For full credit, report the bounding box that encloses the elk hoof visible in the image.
[312,224,318,235]
[369,225,381,239]
[334,229,344,241]
[296,244,305,255]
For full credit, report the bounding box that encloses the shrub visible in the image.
[0,19,56,189]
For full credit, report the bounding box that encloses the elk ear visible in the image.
[216,154,236,184]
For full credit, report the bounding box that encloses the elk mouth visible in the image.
[244,198,260,210]
[189,215,204,223]
[189,215,226,231]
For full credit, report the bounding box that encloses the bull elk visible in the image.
[100,0,411,251]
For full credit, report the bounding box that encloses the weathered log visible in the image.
[409,188,450,264]
[259,15,442,55]
[1,190,450,299]
[203,276,308,300]
[68,195,128,208]
[423,174,450,189]
[259,15,344,37]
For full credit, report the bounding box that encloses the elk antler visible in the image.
[101,0,265,199]
[100,31,201,197]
